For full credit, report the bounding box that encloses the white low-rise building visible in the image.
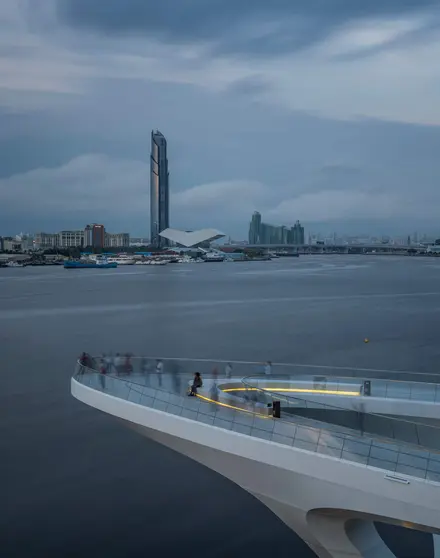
[58,230,85,248]
[34,232,59,250]
[105,233,130,248]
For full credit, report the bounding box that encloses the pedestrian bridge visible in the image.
[71,356,440,558]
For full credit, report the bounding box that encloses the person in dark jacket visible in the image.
[189,372,203,396]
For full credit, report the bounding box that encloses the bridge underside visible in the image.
[127,420,440,558]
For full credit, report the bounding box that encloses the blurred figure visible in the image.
[124,353,133,374]
[210,367,219,402]
[264,361,272,375]
[143,358,152,386]
[105,353,113,374]
[99,358,107,389]
[225,362,232,378]
[170,361,181,394]
[79,352,94,369]
[210,380,219,402]
[189,372,203,396]
[78,352,87,374]
[156,359,164,387]
[114,353,122,375]
[140,356,147,374]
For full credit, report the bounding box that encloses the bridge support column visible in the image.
[434,534,440,557]
[253,494,396,558]
[123,420,435,558]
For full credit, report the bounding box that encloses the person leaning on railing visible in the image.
[79,352,94,371]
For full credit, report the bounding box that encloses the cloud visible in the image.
[1,1,440,239]
[1,153,439,237]
[56,0,439,57]
[1,1,440,125]
[0,155,149,233]
[269,190,397,222]
[173,180,269,213]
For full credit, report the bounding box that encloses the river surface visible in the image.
[2,256,440,557]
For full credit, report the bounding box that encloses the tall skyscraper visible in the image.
[150,130,169,248]
[248,211,262,244]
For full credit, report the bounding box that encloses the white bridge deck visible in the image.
[72,357,440,558]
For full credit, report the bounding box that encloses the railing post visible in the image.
[363,380,371,396]
[272,400,281,418]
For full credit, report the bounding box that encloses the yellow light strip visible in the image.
[222,387,360,396]
[196,393,270,418]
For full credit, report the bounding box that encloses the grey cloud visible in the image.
[224,75,270,97]
[56,0,439,56]
[1,66,440,237]
[330,16,440,62]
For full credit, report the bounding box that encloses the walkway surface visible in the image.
[74,357,440,484]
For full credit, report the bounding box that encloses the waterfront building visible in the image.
[33,228,130,250]
[1,237,23,251]
[248,212,304,245]
[291,220,305,245]
[58,230,85,248]
[84,224,105,249]
[249,211,262,244]
[105,233,130,248]
[150,130,169,248]
[129,237,149,247]
[34,233,59,250]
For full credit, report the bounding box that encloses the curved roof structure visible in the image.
[159,227,225,247]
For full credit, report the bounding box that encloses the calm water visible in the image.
[2,256,440,557]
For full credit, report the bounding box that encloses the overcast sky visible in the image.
[1,0,440,238]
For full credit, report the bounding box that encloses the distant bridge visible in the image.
[228,244,428,253]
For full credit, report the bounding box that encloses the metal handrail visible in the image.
[82,354,440,382]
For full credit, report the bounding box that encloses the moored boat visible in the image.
[107,255,136,265]
[64,258,117,269]
[203,253,225,262]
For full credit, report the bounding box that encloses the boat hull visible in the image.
[64,262,118,269]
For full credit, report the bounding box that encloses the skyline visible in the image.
[1,2,440,237]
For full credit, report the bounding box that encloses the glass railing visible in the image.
[242,373,440,402]
[243,374,440,450]
[76,356,440,385]
[78,355,440,402]
[73,358,440,483]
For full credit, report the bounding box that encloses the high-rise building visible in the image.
[290,220,305,245]
[150,130,169,248]
[249,212,262,244]
[84,224,105,248]
[248,213,304,245]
